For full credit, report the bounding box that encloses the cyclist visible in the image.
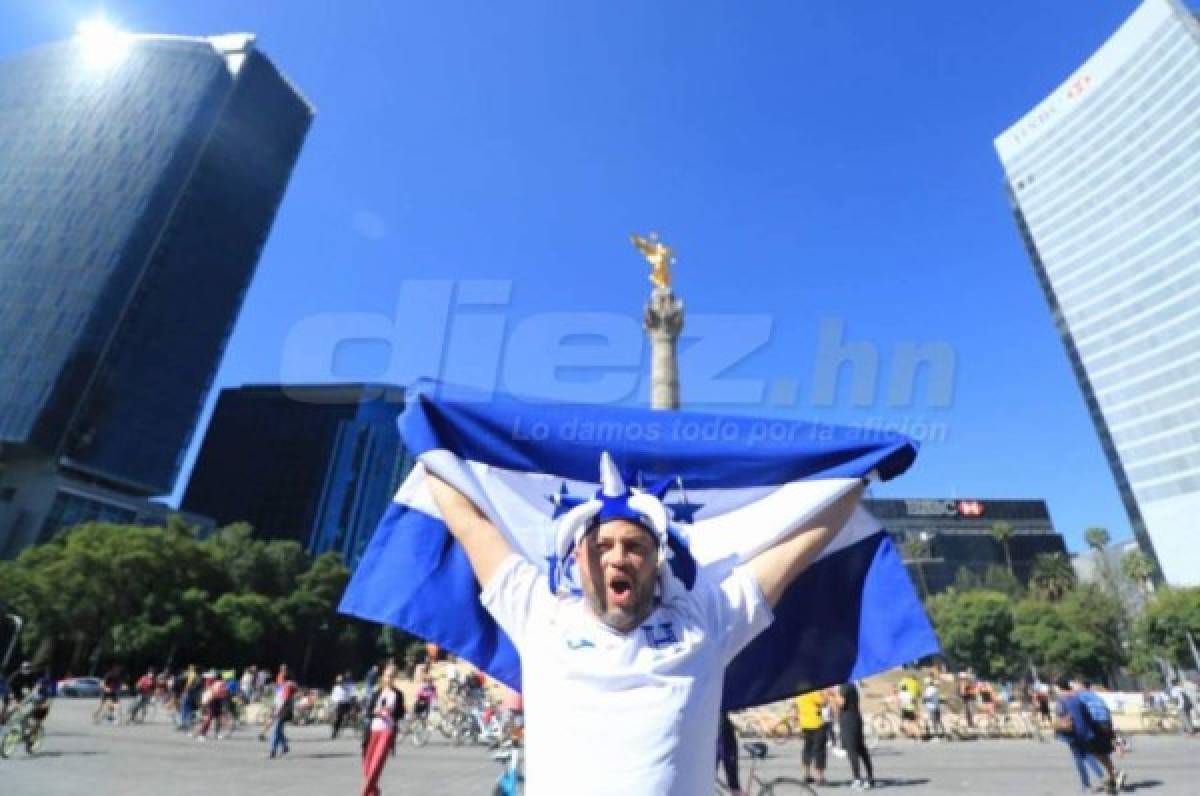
[95,666,122,724]
[131,668,155,721]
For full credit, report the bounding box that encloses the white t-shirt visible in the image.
[481,554,772,796]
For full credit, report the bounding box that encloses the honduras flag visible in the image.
[339,384,938,709]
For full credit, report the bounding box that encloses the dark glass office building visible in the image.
[866,498,1067,596]
[182,384,412,565]
[0,33,311,557]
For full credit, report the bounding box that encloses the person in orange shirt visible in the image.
[795,690,828,786]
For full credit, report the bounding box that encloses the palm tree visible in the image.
[1084,526,1117,595]
[1121,549,1154,597]
[1029,553,1075,601]
[903,536,931,599]
[991,521,1015,576]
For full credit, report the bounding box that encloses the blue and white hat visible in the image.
[550,451,696,593]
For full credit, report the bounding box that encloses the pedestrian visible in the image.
[1055,677,1116,794]
[268,680,297,758]
[833,681,875,790]
[1170,679,1194,735]
[796,689,828,786]
[331,674,353,739]
[958,671,977,728]
[361,663,405,796]
[240,666,257,704]
[194,671,226,740]
[923,676,945,739]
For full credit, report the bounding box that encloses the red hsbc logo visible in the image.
[958,500,984,517]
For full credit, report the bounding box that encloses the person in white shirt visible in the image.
[330,674,353,739]
[922,678,944,739]
[427,451,863,796]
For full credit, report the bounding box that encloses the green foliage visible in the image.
[1012,585,1125,683]
[1121,550,1154,595]
[1029,553,1075,601]
[1135,587,1200,667]
[991,521,1015,575]
[0,521,368,681]
[982,564,1023,598]
[926,589,1015,679]
[951,567,982,592]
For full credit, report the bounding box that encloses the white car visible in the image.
[57,676,104,698]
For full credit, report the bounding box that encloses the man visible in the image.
[1169,679,1194,735]
[132,668,156,721]
[330,674,353,739]
[427,451,863,795]
[1055,677,1116,794]
[922,677,944,739]
[958,671,977,728]
[796,689,828,785]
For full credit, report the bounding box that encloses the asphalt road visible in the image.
[2,698,1196,794]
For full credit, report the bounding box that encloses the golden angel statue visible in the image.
[630,232,674,289]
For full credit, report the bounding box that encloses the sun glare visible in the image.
[75,17,129,67]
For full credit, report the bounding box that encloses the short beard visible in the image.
[582,570,656,634]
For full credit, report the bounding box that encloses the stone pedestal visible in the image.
[643,287,683,410]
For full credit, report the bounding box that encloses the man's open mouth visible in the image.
[607,574,633,605]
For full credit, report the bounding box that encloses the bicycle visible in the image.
[1139,708,1179,734]
[0,697,47,758]
[715,743,817,795]
[125,694,157,724]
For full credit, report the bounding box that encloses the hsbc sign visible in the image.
[958,500,984,517]
[903,499,986,517]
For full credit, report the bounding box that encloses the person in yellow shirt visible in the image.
[795,690,828,785]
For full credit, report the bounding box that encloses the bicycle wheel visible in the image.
[1,727,20,758]
[25,724,44,754]
[870,714,896,740]
[758,776,817,795]
[411,719,431,747]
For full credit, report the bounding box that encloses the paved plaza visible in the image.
[2,699,1196,794]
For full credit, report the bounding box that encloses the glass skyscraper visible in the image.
[995,0,1200,585]
[182,384,412,566]
[0,32,311,556]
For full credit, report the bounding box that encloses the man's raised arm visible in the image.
[426,474,515,588]
[746,481,866,607]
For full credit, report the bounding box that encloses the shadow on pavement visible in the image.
[1123,779,1164,791]
[33,750,106,758]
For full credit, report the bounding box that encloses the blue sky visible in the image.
[0,1,1153,552]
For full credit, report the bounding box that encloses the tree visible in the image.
[1029,553,1076,601]
[926,590,1015,679]
[1013,585,1125,684]
[991,521,1015,576]
[982,564,1023,598]
[951,567,982,592]
[1121,550,1154,597]
[902,536,931,599]
[1136,587,1200,668]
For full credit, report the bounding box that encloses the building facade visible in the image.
[0,32,311,556]
[994,0,1200,585]
[867,497,1067,596]
[182,384,412,565]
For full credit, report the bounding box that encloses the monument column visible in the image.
[632,233,683,410]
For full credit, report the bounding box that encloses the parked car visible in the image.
[58,676,104,698]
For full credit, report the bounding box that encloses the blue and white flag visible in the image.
[340,385,939,709]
